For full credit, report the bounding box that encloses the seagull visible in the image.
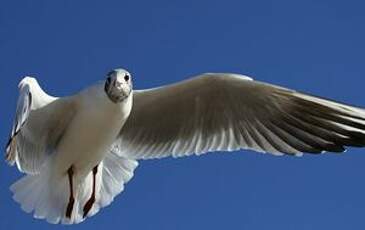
[6,68,365,224]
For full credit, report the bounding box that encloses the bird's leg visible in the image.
[83,165,98,218]
[65,166,75,219]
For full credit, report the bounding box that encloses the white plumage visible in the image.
[6,69,365,224]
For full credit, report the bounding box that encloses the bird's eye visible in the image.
[124,74,130,82]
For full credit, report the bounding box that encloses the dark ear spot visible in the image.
[104,77,111,92]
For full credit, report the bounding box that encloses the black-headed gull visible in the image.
[6,69,365,224]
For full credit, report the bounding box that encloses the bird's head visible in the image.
[104,68,133,103]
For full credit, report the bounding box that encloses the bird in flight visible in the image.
[6,69,365,224]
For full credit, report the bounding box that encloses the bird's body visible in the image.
[53,83,132,180]
[6,69,365,224]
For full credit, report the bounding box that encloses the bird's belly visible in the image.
[53,109,125,179]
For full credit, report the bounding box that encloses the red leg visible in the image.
[83,165,98,218]
[65,166,75,219]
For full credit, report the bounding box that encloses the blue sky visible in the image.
[1,0,365,229]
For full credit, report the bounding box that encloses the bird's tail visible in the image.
[10,152,138,224]
[10,157,71,224]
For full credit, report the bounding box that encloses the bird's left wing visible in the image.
[6,77,76,174]
[117,73,365,159]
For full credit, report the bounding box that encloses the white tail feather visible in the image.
[10,152,138,224]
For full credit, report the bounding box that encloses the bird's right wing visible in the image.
[117,73,365,159]
[6,77,76,174]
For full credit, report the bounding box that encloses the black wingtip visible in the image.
[5,136,12,152]
[5,136,13,160]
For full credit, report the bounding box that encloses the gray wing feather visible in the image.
[6,77,76,174]
[117,73,365,160]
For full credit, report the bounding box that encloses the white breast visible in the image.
[53,84,132,179]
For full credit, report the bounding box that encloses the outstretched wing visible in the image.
[117,73,365,159]
[6,77,76,174]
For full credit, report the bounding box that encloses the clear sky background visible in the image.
[1,0,365,229]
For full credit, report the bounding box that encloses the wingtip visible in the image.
[5,137,16,166]
[18,76,37,89]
